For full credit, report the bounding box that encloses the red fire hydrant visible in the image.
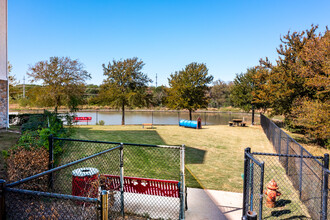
[264,179,281,208]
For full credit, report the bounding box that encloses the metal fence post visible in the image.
[119,143,124,217]
[152,111,154,125]
[0,179,6,220]
[48,134,54,190]
[285,138,289,175]
[259,162,265,220]
[180,144,186,220]
[271,125,274,147]
[242,147,251,219]
[249,163,254,211]
[322,154,329,220]
[299,148,303,199]
[278,130,281,155]
[101,190,109,220]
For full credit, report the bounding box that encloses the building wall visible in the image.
[0,80,7,128]
[0,0,8,128]
[0,0,7,81]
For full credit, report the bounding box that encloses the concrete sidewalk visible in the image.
[186,188,243,220]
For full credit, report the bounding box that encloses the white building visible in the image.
[0,0,8,128]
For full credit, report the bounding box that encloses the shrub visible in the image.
[16,130,41,148]
[17,110,70,155]
[98,120,105,125]
[21,114,45,132]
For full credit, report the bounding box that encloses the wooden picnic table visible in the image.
[229,119,246,127]
[232,119,242,126]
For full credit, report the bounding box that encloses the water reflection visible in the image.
[73,111,258,126]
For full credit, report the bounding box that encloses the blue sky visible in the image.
[8,0,330,86]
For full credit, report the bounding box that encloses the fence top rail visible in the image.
[260,113,323,166]
[53,137,181,149]
[7,144,122,188]
[324,168,330,174]
[251,152,324,159]
[246,152,264,166]
[5,187,99,203]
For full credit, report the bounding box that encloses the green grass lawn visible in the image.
[70,124,274,192]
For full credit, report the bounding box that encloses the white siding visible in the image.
[0,0,7,81]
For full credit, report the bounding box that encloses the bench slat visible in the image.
[101,174,179,198]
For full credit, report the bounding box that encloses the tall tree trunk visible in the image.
[54,97,60,114]
[251,104,255,125]
[189,109,192,120]
[121,102,125,125]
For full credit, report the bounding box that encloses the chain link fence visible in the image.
[242,114,330,219]
[243,149,329,219]
[1,137,186,220]
[242,149,264,219]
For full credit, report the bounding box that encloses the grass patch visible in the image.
[254,155,311,219]
[69,125,273,192]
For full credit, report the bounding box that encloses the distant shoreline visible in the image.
[9,108,252,114]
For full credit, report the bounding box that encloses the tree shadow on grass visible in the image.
[185,146,206,164]
[74,128,207,165]
[73,127,167,145]
[73,127,206,188]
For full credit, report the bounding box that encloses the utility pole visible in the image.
[23,75,25,98]
[155,73,158,88]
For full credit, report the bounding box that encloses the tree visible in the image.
[256,25,323,117]
[8,61,15,84]
[167,62,213,120]
[254,25,329,145]
[230,68,255,112]
[98,57,151,125]
[27,57,91,112]
[209,80,232,108]
[150,86,168,107]
[291,98,329,145]
[85,84,100,105]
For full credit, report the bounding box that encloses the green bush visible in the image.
[17,130,41,148]
[17,110,70,155]
[2,150,9,159]
[98,120,105,125]
[21,114,45,132]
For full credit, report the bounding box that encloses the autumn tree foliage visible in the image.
[97,58,151,125]
[27,57,91,112]
[167,62,213,120]
[254,25,329,145]
[230,68,268,112]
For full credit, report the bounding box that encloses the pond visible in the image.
[72,111,258,126]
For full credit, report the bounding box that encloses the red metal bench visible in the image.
[101,174,180,198]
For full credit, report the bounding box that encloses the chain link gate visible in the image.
[1,137,186,220]
[243,147,330,219]
[242,148,265,220]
